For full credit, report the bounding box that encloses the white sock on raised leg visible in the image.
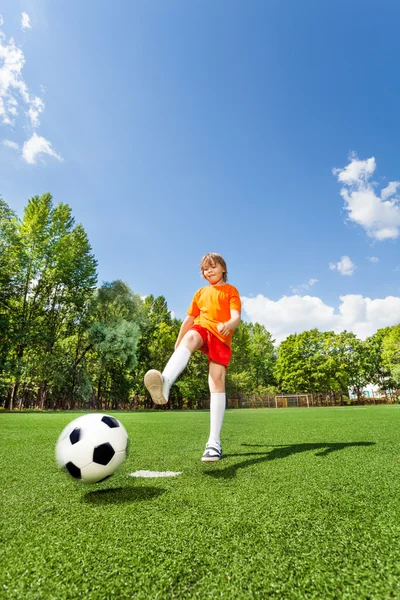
[208,392,226,448]
[162,346,191,399]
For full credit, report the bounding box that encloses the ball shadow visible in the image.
[83,485,166,505]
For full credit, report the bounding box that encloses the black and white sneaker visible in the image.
[201,443,222,462]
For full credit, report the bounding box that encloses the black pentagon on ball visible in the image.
[69,428,81,445]
[93,442,115,465]
[65,462,81,479]
[101,416,120,428]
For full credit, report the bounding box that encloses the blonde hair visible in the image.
[200,253,228,282]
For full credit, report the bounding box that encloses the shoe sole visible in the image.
[201,454,221,462]
[144,370,168,405]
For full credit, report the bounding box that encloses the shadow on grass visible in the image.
[204,441,376,479]
[83,485,166,505]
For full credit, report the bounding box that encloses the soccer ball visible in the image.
[56,414,128,484]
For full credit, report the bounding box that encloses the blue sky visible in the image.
[1,0,400,342]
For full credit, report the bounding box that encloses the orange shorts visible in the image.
[190,325,232,368]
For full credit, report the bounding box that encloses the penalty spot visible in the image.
[129,470,183,478]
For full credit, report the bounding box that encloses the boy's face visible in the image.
[202,261,225,285]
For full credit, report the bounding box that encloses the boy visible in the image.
[144,253,241,462]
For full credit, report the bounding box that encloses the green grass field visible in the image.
[2,406,400,599]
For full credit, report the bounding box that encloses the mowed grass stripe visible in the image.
[1,407,400,599]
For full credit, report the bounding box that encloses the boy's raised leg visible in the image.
[144,346,191,405]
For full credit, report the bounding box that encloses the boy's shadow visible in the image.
[204,441,375,479]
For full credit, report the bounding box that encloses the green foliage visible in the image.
[274,329,371,395]
[134,295,177,403]
[248,322,277,388]
[226,321,252,397]
[382,324,400,386]
[0,194,98,408]
[333,331,369,396]
[90,321,140,367]
[85,281,144,408]
[275,329,326,393]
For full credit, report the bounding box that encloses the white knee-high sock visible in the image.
[162,346,191,398]
[208,392,226,447]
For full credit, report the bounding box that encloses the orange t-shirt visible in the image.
[187,283,241,348]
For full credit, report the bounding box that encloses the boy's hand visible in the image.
[217,322,230,336]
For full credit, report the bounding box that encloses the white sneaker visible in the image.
[201,443,222,462]
[144,370,169,405]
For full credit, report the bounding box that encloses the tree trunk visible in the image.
[10,380,20,411]
[97,373,103,410]
[39,382,47,410]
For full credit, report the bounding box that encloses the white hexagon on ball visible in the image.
[55,414,129,484]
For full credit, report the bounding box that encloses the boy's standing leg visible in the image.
[201,361,226,462]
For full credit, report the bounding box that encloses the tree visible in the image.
[135,295,174,404]
[248,323,277,389]
[226,322,252,398]
[334,331,369,400]
[274,329,330,393]
[86,281,144,409]
[274,328,372,401]
[0,199,20,402]
[382,324,400,388]
[364,328,394,395]
[2,194,97,409]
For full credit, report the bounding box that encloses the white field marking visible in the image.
[129,470,183,478]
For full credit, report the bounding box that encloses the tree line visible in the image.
[1,195,399,410]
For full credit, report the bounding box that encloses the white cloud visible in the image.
[333,154,400,241]
[242,293,400,344]
[334,155,376,185]
[22,132,62,164]
[0,17,61,164]
[291,278,318,295]
[381,181,400,200]
[27,96,44,128]
[329,255,356,276]
[21,13,31,31]
[0,27,31,125]
[3,138,19,149]
[0,16,3,27]
[367,256,379,263]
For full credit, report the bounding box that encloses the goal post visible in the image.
[274,394,311,408]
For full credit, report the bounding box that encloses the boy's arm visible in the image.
[175,315,196,349]
[217,310,241,337]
